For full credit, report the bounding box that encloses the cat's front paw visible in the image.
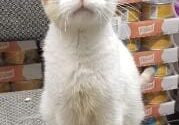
[141,67,156,84]
[143,67,156,76]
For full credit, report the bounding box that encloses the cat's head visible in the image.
[42,0,117,29]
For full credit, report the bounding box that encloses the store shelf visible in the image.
[142,75,179,93]
[0,40,37,52]
[133,47,178,67]
[114,18,179,39]
[0,63,42,82]
[145,101,175,117]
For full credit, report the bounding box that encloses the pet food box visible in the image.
[0,82,11,93]
[145,101,175,117]
[0,79,42,93]
[11,79,42,92]
[0,40,40,65]
[115,0,179,119]
[0,63,42,83]
[144,91,175,117]
[142,75,179,93]
[133,47,178,67]
[113,18,179,39]
[0,40,42,92]
[0,40,37,52]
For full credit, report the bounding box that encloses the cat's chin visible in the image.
[73,7,94,16]
[71,6,95,19]
[69,11,97,27]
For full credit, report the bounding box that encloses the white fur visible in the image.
[40,0,151,125]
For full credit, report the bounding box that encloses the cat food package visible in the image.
[124,39,141,52]
[0,41,40,65]
[144,91,175,117]
[142,1,174,20]
[141,64,178,93]
[141,35,173,51]
[133,47,178,67]
[116,18,179,39]
[145,100,175,117]
[3,51,25,65]
[0,63,42,82]
[3,49,40,65]
[0,82,11,93]
[142,74,179,93]
[24,49,40,64]
[143,91,170,105]
[11,79,42,91]
[154,64,172,77]
[0,40,37,52]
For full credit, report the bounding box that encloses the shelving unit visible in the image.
[0,41,43,92]
[114,18,179,39]
[115,0,179,124]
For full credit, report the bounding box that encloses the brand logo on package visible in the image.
[0,69,15,81]
[139,54,155,66]
[145,107,152,116]
[139,24,155,35]
[142,82,155,91]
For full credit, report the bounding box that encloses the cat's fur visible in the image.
[40,0,154,125]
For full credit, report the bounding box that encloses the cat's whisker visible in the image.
[112,24,119,26]
[101,14,108,23]
[104,7,114,15]
[94,8,105,22]
[117,1,134,5]
[118,4,141,14]
[65,20,67,32]
[100,11,110,22]
[117,5,140,21]
[95,9,102,23]
[115,8,127,17]
[108,1,140,14]
[59,6,69,15]
[66,12,70,27]
[104,7,124,18]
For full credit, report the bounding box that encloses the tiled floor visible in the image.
[0,89,46,125]
[0,89,178,125]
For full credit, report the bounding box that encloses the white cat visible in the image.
[40,0,154,125]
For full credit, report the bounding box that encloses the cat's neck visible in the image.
[47,22,116,56]
[50,22,115,44]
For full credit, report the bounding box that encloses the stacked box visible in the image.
[115,0,179,124]
[0,41,42,92]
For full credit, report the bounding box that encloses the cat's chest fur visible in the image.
[43,23,140,94]
[43,23,132,104]
[44,24,124,82]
